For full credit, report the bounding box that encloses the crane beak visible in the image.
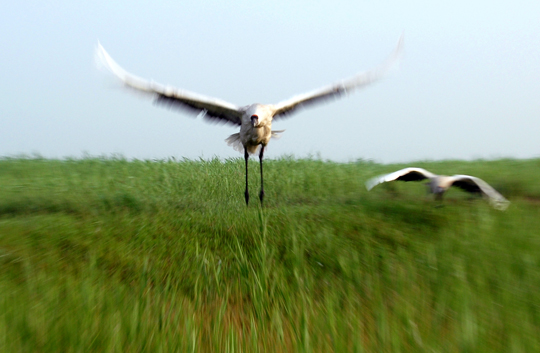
[251,115,259,127]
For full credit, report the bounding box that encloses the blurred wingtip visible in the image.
[93,41,128,82]
[391,32,405,64]
[94,40,109,71]
[398,32,404,46]
[365,178,377,191]
[94,41,104,70]
[492,199,510,211]
[367,33,405,80]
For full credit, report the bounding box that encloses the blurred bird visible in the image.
[95,36,403,205]
[365,167,510,210]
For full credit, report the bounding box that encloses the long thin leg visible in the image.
[259,146,265,204]
[244,148,249,206]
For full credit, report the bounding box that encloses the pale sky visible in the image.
[2,1,539,163]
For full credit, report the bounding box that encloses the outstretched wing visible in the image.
[450,175,510,210]
[95,43,244,126]
[365,167,436,191]
[272,35,403,119]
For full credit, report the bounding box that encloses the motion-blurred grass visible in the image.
[0,156,539,352]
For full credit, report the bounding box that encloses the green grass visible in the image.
[0,155,539,352]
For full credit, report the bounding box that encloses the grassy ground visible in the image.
[0,156,539,352]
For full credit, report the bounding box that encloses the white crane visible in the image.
[365,167,510,210]
[95,37,402,205]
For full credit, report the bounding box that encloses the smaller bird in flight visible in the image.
[365,167,510,210]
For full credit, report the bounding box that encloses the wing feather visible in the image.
[273,35,403,119]
[95,43,243,126]
[449,175,510,210]
[365,167,436,191]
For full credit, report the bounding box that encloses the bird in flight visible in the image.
[96,36,403,205]
[365,167,510,210]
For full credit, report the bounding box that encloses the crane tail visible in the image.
[225,133,244,153]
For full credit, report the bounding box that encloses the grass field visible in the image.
[0,156,539,352]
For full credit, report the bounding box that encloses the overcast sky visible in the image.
[2,1,539,163]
